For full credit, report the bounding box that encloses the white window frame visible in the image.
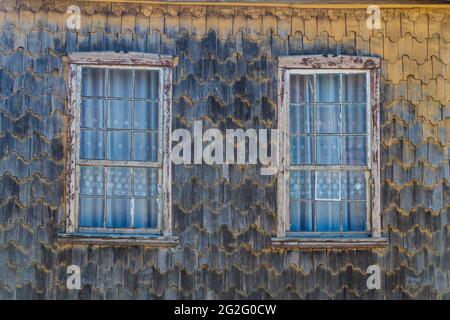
[274,55,386,249]
[64,52,176,240]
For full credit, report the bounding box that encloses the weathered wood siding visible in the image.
[0,1,449,299]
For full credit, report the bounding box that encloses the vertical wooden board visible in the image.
[329,11,345,42]
[277,9,291,39]
[357,14,372,42]
[398,33,413,59]
[18,8,34,32]
[385,11,402,42]
[179,6,192,34]
[218,9,233,39]
[401,12,415,37]
[412,37,428,64]
[408,77,422,105]
[246,8,262,38]
[262,9,277,36]
[440,38,450,64]
[356,36,370,56]
[234,8,247,35]
[4,8,19,27]
[106,13,121,34]
[165,5,179,37]
[206,7,219,35]
[414,14,428,42]
[442,15,450,42]
[345,11,359,37]
[191,7,205,36]
[427,34,440,61]
[370,32,384,57]
[317,10,331,37]
[91,12,108,33]
[383,37,399,64]
[416,59,433,84]
[402,56,417,79]
[121,13,136,34]
[304,16,317,41]
[291,10,304,36]
[428,14,442,39]
[149,7,165,33]
[341,32,357,55]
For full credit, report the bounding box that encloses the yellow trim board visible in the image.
[77,1,450,9]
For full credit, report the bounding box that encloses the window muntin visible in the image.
[76,66,163,233]
[287,70,371,236]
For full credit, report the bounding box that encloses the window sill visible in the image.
[271,237,388,249]
[57,232,179,247]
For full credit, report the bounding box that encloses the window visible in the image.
[275,55,385,247]
[64,53,175,241]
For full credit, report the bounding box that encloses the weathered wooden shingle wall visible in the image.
[0,1,449,299]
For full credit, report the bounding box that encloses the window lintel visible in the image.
[278,54,381,69]
[68,51,178,67]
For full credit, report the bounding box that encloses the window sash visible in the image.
[77,65,163,165]
[285,69,372,235]
[73,64,164,234]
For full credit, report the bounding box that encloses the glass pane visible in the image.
[134,198,158,228]
[290,136,313,165]
[342,136,367,165]
[134,168,159,197]
[107,167,132,196]
[343,104,366,133]
[108,69,133,98]
[81,99,104,128]
[316,201,340,231]
[134,101,159,130]
[316,104,340,133]
[316,74,340,102]
[106,198,131,228]
[290,104,312,134]
[290,170,313,200]
[342,201,366,231]
[107,99,132,129]
[80,166,104,195]
[315,171,340,200]
[291,201,313,232]
[82,68,105,97]
[290,201,313,232]
[79,196,104,227]
[290,201,301,231]
[80,129,104,160]
[316,135,340,164]
[107,131,131,160]
[342,171,366,200]
[135,70,159,99]
[290,74,314,103]
[133,132,158,162]
[343,73,366,103]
